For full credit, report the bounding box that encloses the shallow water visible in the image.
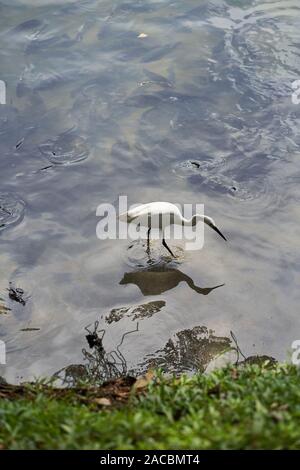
[1,0,300,383]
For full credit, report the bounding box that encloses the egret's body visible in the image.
[119,201,226,257]
[120,202,184,228]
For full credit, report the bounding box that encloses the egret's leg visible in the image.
[147,227,151,255]
[162,237,175,257]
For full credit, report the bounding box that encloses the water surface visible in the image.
[1,0,300,383]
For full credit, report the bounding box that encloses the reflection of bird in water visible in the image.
[119,201,227,257]
[120,266,224,296]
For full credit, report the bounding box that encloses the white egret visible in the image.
[119,201,227,257]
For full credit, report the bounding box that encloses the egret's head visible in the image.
[203,215,227,241]
[203,215,215,227]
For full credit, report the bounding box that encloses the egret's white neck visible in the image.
[182,214,205,227]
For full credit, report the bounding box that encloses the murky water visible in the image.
[1,0,300,384]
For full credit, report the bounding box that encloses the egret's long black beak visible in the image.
[212,225,227,241]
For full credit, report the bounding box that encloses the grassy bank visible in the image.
[1,363,300,449]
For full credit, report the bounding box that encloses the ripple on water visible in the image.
[18,65,67,96]
[0,106,19,137]
[173,159,284,219]
[39,130,89,165]
[125,239,184,268]
[224,3,300,105]
[0,194,25,232]
[173,158,241,195]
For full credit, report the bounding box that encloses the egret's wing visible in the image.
[128,204,154,221]
[119,202,179,223]
[119,204,153,223]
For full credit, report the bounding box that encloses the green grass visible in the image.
[1,364,300,449]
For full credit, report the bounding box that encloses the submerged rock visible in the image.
[138,326,233,375]
[106,300,166,324]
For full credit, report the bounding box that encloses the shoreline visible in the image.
[1,362,299,449]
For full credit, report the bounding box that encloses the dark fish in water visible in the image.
[20,328,40,332]
[143,69,173,88]
[26,34,75,54]
[142,43,180,63]
[10,19,43,34]
[124,94,162,108]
